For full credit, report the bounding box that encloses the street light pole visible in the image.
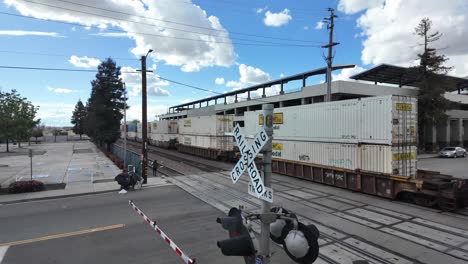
[141,49,152,184]
[123,82,127,169]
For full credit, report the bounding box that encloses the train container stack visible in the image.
[126,122,137,140]
[244,95,418,177]
[177,115,235,160]
[150,120,178,148]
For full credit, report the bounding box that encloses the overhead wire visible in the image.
[17,0,323,44]
[0,11,318,48]
[0,65,293,104]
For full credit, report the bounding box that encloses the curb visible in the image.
[0,182,173,205]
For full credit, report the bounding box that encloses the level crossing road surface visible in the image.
[0,185,295,264]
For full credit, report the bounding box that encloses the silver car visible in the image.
[438,147,466,158]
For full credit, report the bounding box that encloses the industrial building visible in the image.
[160,64,468,152]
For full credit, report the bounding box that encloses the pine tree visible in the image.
[71,100,86,140]
[84,58,126,151]
[413,18,452,151]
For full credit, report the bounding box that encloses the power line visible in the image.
[0,50,138,61]
[0,12,317,48]
[17,0,323,44]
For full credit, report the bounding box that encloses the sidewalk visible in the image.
[0,140,171,204]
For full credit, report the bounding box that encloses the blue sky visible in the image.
[0,0,467,126]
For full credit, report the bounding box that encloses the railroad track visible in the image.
[121,140,225,173]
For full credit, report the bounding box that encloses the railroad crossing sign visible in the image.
[230,124,269,199]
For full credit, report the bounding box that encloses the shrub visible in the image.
[8,180,44,193]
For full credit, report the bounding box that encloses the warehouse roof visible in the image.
[351,64,468,93]
[170,64,355,112]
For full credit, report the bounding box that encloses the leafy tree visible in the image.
[0,90,39,152]
[71,100,86,140]
[32,124,45,144]
[84,58,126,151]
[413,18,452,151]
[130,119,140,125]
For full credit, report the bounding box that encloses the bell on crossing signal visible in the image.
[269,207,296,244]
[283,222,320,264]
[216,207,257,257]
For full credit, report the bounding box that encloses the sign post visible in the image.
[259,104,274,263]
[28,149,33,181]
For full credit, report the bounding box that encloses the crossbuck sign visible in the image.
[230,124,268,198]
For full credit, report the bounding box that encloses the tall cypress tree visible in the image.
[85,58,126,150]
[71,100,86,140]
[413,18,452,151]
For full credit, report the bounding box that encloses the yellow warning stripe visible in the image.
[0,224,124,247]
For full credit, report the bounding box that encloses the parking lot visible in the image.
[418,155,467,179]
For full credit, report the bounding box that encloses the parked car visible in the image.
[438,147,466,158]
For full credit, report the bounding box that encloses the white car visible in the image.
[438,147,466,158]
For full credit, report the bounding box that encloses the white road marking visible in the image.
[328,196,365,206]
[392,222,467,246]
[0,246,9,263]
[365,206,412,220]
[343,238,413,264]
[346,208,401,225]
[381,227,448,251]
[320,243,375,264]
[412,218,468,237]
[275,192,302,201]
[311,197,355,211]
[333,212,382,228]
[298,200,336,213]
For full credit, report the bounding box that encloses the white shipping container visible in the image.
[127,131,137,138]
[178,135,234,151]
[179,115,234,136]
[244,95,417,145]
[360,145,417,177]
[151,120,178,134]
[266,140,361,171]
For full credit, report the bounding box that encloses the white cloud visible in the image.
[181,98,193,104]
[215,78,225,85]
[256,6,267,14]
[126,104,169,121]
[5,0,236,72]
[332,66,366,81]
[69,55,101,68]
[264,9,292,27]
[279,73,285,78]
[339,0,468,77]
[0,30,61,37]
[47,87,75,93]
[315,21,324,30]
[338,0,385,14]
[91,32,129,37]
[303,26,309,30]
[35,102,75,126]
[224,64,279,100]
[120,66,169,97]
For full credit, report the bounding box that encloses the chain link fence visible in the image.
[111,144,142,177]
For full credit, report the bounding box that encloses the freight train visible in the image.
[121,95,468,210]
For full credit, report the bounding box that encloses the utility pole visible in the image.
[259,104,274,263]
[123,82,127,169]
[322,8,339,102]
[139,49,152,184]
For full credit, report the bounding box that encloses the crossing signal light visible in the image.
[216,207,256,257]
[270,207,320,264]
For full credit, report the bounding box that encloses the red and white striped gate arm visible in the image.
[129,200,196,264]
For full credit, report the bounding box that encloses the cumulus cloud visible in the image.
[303,26,309,30]
[256,7,267,14]
[315,21,324,30]
[215,78,225,85]
[338,0,385,14]
[91,32,129,37]
[47,87,75,93]
[126,104,169,121]
[5,0,236,72]
[120,66,169,97]
[0,30,61,37]
[332,66,366,81]
[69,55,101,68]
[264,9,292,27]
[338,0,468,76]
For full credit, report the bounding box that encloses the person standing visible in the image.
[152,160,159,177]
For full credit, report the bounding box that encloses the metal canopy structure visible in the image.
[169,64,355,113]
[350,64,468,93]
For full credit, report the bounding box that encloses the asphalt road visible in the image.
[0,185,245,264]
[418,155,468,178]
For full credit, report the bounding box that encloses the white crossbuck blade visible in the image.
[230,124,269,198]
